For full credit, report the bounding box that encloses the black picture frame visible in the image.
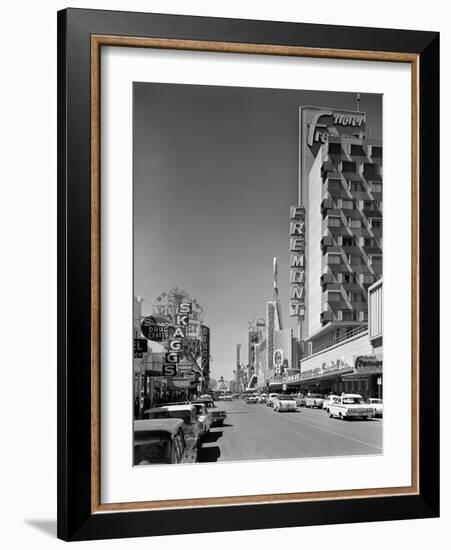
[57,8,439,541]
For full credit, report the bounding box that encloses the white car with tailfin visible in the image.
[328,393,375,420]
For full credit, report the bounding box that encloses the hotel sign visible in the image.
[307,109,366,147]
[289,206,305,317]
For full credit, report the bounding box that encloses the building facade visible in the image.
[291,106,383,397]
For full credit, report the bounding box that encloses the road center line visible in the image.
[266,409,382,452]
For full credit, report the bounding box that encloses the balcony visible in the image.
[340,161,357,174]
[320,310,333,324]
[325,215,341,229]
[321,198,334,216]
[321,160,333,178]
[369,145,382,159]
[362,162,382,182]
[325,252,342,267]
[320,272,334,285]
[324,290,345,307]
[327,142,342,156]
[361,201,381,215]
[349,144,366,158]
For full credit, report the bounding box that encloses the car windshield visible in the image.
[342,397,364,404]
[134,438,172,465]
[193,405,206,415]
[147,410,192,424]
[196,400,215,409]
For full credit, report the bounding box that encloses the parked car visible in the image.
[193,398,227,427]
[295,394,307,407]
[144,404,203,449]
[322,394,340,413]
[328,393,375,420]
[266,393,280,407]
[272,394,297,412]
[191,402,213,435]
[245,394,258,404]
[133,418,197,465]
[305,394,325,409]
[366,398,383,417]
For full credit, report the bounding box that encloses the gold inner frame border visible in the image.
[90,35,420,514]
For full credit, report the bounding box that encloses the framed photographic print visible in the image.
[57,8,440,541]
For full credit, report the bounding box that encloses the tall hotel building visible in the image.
[299,106,382,347]
[286,106,383,398]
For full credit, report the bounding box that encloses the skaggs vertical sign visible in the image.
[289,206,305,317]
[201,325,210,378]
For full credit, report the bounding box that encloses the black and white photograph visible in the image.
[133,83,383,466]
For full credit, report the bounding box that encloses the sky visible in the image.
[133,83,382,381]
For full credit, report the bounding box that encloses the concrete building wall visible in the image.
[307,151,326,337]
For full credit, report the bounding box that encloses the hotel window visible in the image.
[341,310,356,321]
[328,216,341,227]
[341,199,355,209]
[328,142,342,155]
[370,218,383,229]
[327,178,342,190]
[328,253,341,264]
[328,291,342,302]
[362,200,377,210]
[341,236,355,247]
[370,181,382,193]
[350,144,366,157]
[360,273,376,284]
[348,180,363,192]
[370,254,383,266]
[348,217,361,228]
[362,237,376,247]
[349,292,365,302]
[348,254,362,265]
[370,146,382,158]
[341,272,357,284]
[341,161,356,172]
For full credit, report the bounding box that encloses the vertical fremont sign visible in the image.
[289,206,305,317]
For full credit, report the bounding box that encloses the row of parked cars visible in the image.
[245,391,383,419]
[133,396,227,466]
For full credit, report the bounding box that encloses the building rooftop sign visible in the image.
[304,107,366,148]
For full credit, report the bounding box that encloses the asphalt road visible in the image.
[198,399,382,463]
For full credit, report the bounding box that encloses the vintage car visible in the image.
[245,394,258,404]
[193,398,227,427]
[322,394,340,413]
[266,393,281,407]
[295,394,307,407]
[328,393,375,420]
[144,404,203,448]
[272,394,297,412]
[304,393,325,409]
[191,402,213,435]
[133,418,197,465]
[367,398,383,417]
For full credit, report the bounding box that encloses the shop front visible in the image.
[284,354,382,400]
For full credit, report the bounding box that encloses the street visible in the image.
[199,400,382,462]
